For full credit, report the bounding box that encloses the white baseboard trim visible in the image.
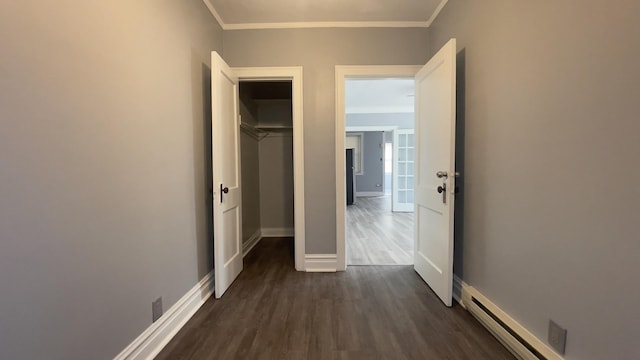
[114,272,214,360]
[356,191,385,197]
[261,227,294,237]
[305,254,337,272]
[461,284,564,360]
[453,275,464,307]
[242,229,262,257]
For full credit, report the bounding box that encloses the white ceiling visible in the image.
[204,0,448,30]
[346,78,414,114]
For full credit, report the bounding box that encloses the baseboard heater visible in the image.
[461,286,562,360]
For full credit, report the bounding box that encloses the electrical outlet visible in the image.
[548,319,567,355]
[152,297,163,323]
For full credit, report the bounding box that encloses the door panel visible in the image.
[414,39,457,307]
[211,51,242,299]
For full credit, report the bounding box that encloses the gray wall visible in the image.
[0,1,223,359]
[430,1,640,359]
[346,112,414,129]
[351,132,384,194]
[223,28,429,253]
[259,135,295,230]
[240,101,261,243]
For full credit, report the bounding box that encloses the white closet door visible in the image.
[211,51,243,299]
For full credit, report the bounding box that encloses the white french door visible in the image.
[211,51,243,298]
[413,39,457,307]
[392,129,415,212]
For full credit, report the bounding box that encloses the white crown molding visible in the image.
[224,21,429,30]
[202,0,226,29]
[203,0,448,30]
[426,0,450,27]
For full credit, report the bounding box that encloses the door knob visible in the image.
[436,171,448,179]
[437,183,447,204]
[220,184,229,203]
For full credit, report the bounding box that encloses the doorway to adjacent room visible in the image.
[342,77,416,266]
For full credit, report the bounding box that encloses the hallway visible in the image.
[347,196,414,265]
[156,238,514,360]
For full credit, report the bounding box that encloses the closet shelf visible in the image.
[240,123,292,141]
[254,125,292,131]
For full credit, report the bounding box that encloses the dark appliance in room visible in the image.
[346,148,355,205]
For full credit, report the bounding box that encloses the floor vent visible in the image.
[461,285,562,360]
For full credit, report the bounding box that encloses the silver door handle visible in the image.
[436,171,448,179]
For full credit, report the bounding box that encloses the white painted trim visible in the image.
[233,66,306,272]
[202,0,448,30]
[201,0,226,29]
[461,284,564,360]
[345,126,398,132]
[242,229,262,257]
[356,191,385,197]
[453,275,464,307]
[425,0,450,27]
[224,21,429,30]
[305,254,338,272]
[346,106,414,114]
[114,272,214,360]
[336,65,423,272]
[261,227,295,237]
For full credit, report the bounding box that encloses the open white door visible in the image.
[414,39,457,307]
[211,51,242,298]
[392,129,415,212]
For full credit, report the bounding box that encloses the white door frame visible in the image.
[345,126,398,132]
[335,65,422,271]
[234,67,306,271]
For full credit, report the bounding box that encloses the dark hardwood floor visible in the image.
[156,238,514,360]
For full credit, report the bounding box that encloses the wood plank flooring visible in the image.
[347,196,414,265]
[156,238,514,360]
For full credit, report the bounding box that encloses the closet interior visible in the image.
[239,81,295,253]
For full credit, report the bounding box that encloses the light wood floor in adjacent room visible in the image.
[156,238,515,360]
[347,196,414,265]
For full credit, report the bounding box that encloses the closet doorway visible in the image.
[234,68,305,271]
[239,80,294,253]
